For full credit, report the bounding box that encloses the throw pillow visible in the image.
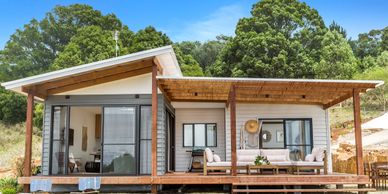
[213,154,221,162]
[305,154,315,162]
[312,147,325,162]
[205,148,213,163]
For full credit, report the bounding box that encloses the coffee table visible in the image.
[246,164,279,175]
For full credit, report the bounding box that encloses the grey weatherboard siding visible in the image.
[41,94,170,176]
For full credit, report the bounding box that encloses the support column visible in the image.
[151,64,158,193]
[230,85,237,176]
[23,92,34,192]
[353,89,364,175]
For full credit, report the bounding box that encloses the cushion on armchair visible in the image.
[205,148,214,163]
[312,147,325,162]
[305,154,315,162]
[213,154,221,162]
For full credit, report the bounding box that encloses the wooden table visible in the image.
[247,165,279,175]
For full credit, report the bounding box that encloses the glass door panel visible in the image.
[139,106,152,174]
[102,106,137,174]
[285,119,312,161]
[50,106,68,175]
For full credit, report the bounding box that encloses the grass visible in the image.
[0,123,41,170]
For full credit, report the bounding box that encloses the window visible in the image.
[259,118,313,161]
[183,124,217,147]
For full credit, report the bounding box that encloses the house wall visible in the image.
[174,108,225,172]
[42,94,167,175]
[225,103,332,172]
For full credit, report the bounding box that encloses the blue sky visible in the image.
[0,0,387,49]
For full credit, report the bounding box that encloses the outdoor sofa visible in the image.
[203,147,327,175]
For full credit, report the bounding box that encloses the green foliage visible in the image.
[212,0,327,78]
[352,27,388,60]
[354,66,388,111]
[173,46,204,76]
[314,30,357,79]
[0,177,21,193]
[1,4,123,80]
[329,21,347,39]
[0,87,26,124]
[52,26,119,70]
[176,36,227,74]
[33,103,44,131]
[128,26,172,53]
[254,155,270,165]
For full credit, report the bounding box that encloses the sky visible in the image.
[0,0,387,49]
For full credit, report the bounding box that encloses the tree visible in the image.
[0,87,27,124]
[329,21,347,39]
[354,66,388,111]
[176,36,227,74]
[352,28,386,59]
[52,26,122,70]
[173,46,204,76]
[314,31,357,79]
[212,0,327,78]
[128,26,172,53]
[0,4,124,80]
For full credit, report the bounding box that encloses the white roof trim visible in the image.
[157,76,384,86]
[2,45,181,90]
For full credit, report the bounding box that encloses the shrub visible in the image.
[0,177,20,193]
[1,187,17,194]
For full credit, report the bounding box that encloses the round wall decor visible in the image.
[262,130,272,142]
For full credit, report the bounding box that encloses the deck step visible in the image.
[232,188,375,193]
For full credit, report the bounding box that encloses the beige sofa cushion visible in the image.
[294,161,324,166]
[237,149,260,162]
[261,149,290,162]
[266,155,287,162]
[207,161,231,167]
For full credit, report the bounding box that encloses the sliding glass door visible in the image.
[285,119,313,161]
[102,106,137,174]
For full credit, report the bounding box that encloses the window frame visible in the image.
[258,118,314,152]
[182,123,217,147]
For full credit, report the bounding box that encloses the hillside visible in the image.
[330,106,388,174]
[0,124,41,178]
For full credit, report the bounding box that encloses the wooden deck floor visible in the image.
[19,172,371,186]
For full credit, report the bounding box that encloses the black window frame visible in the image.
[258,118,314,154]
[182,123,217,147]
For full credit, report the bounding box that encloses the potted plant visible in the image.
[254,155,270,166]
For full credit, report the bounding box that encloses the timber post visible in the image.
[230,85,237,176]
[151,63,158,193]
[23,92,34,192]
[353,89,364,175]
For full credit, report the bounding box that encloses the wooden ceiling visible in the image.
[158,78,379,109]
[22,58,156,99]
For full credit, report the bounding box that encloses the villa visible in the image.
[1,45,383,193]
